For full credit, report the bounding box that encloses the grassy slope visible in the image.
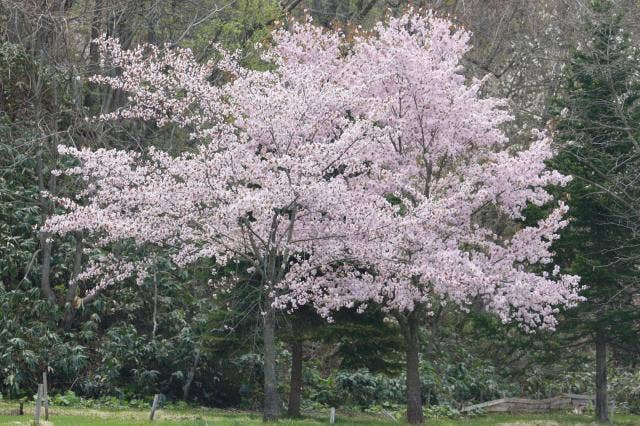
[0,403,639,425]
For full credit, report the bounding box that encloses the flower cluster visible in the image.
[45,10,581,330]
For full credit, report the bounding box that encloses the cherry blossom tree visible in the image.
[349,12,583,423]
[281,12,583,424]
[44,21,393,421]
[45,10,582,424]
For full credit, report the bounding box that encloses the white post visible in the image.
[149,394,160,420]
[610,400,615,421]
[34,384,43,425]
[329,407,335,424]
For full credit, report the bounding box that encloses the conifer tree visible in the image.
[551,1,640,421]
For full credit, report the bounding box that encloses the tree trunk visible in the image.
[37,148,56,304]
[35,61,56,304]
[405,311,423,424]
[263,306,280,422]
[182,348,201,401]
[84,0,103,108]
[63,234,83,329]
[39,232,55,303]
[287,339,303,417]
[151,267,158,340]
[595,335,609,422]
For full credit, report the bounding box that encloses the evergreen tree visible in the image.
[551,1,640,421]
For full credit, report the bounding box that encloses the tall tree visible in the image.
[43,23,393,421]
[550,1,640,421]
[0,0,309,399]
[285,12,583,424]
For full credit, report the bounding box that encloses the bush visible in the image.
[306,369,404,410]
[51,390,82,406]
[424,404,461,419]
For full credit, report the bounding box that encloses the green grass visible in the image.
[0,402,638,425]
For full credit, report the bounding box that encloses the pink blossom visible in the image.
[45,10,581,331]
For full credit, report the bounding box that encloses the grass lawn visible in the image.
[0,402,639,425]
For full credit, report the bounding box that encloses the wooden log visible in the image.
[149,394,160,421]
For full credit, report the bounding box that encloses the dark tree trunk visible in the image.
[263,306,280,422]
[405,311,423,424]
[84,0,103,108]
[182,348,201,401]
[37,148,56,304]
[287,339,303,417]
[595,335,609,422]
[88,0,103,73]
